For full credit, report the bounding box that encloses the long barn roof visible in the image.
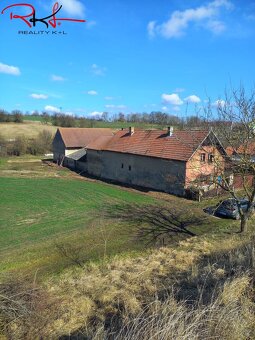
[87,129,213,161]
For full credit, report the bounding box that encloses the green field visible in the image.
[0,174,156,277]
[0,156,237,280]
[23,115,44,122]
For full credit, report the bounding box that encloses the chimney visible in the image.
[167,126,174,137]
[129,126,135,135]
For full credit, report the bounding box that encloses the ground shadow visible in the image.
[101,203,208,245]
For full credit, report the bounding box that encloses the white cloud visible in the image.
[30,93,48,99]
[89,111,103,117]
[105,96,114,100]
[147,21,156,38]
[185,95,201,103]
[206,19,226,33]
[213,99,226,107]
[58,0,85,17]
[105,104,127,110]
[91,64,106,76]
[148,0,233,38]
[0,62,20,75]
[44,105,61,113]
[175,87,185,93]
[162,93,183,105]
[161,106,168,112]
[87,90,98,95]
[51,74,66,81]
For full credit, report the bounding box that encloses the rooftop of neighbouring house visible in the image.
[226,141,255,156]
[57,128,114,148]
[87,128,214,161]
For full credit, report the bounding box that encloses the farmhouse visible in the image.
[53,127,226,197]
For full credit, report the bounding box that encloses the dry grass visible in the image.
[109,275,254,340]
[0,121,57,139]
[1,232,255,339]
[40,232,255,339]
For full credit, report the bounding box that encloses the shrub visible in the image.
[0,134,7,156]
[11,110,23,123]
[10,135,28,156]
[28,130,53,155]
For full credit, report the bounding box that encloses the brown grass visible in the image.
[0,121,57,139]
[109,275,254,340]
[39,232,255,338]
[1,232,255,339]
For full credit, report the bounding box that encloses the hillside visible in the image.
[1,230,255,339]
[0,121,58,139]
[0,157,156,276]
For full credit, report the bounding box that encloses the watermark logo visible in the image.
[1,2,86,33]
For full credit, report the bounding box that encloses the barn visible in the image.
[52,126,226,197]
[52,127,114,170]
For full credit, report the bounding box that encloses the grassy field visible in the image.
[0,121,57,139]
[0,156,237,280]
[1,156,253,339]
[0,165,156,277]
[23,115,44,122]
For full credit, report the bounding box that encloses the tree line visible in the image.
[0,110,24,123]
[0,108,210,128]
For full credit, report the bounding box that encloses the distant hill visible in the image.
[0,121,58,139]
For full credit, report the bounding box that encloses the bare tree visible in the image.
[199,86,255,232]
[11,110,23,123]
[11,135,28,156]
[55,242,85,268]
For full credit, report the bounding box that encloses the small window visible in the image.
[121,163,124,168]
[208,154,214,163]
[129,165,131,171]
[200,153,206,162]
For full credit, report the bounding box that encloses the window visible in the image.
[129,165,131,171]
[208,153,214,163]
[200,153,206,162]
[121,163,124,168]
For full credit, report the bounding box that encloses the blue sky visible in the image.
[0,0,255,118]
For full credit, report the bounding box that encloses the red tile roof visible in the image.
[237,141,255,155]
[58,128,114,148]
[87,128,210,161]
[225,141,255,156]
[86,135,115,150]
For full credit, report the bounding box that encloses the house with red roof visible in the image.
[53,126,226,197]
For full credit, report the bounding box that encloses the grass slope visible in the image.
[0,175,154,276]
[0,121,57,139]
[0,156,237,279]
